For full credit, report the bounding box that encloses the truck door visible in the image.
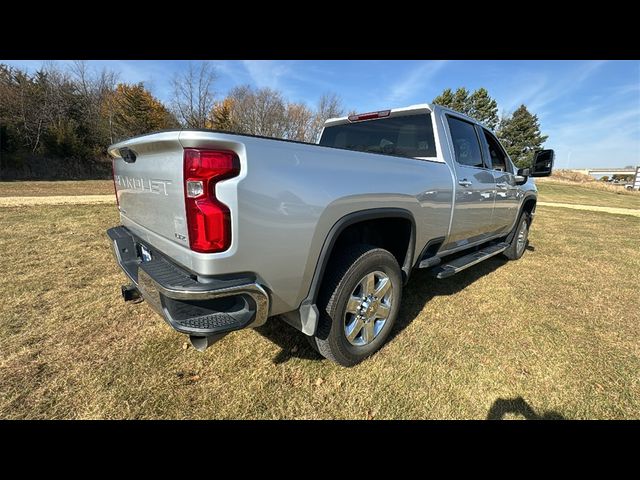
[479,127,520,234]
[444,115,496,248]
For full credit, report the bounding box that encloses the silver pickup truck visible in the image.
[107,103,554,366]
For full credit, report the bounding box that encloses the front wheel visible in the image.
[503,212,530,260]
[310,244,403,367]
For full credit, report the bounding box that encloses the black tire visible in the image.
[503,212,531,260]
[305,331,320,353]
[310,244,403,367]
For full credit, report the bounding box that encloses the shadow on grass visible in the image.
[387,255,509,344]
[256,248,520,364]
[486,397,565,420]
[255,319,322,363]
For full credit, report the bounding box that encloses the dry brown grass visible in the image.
[537,202,640,217]
[537,181,640,210]
[538,170,640,197]
[1,200,639,419]
[0,195,114,207]
[547,169,599,183]
[0,180,114,197]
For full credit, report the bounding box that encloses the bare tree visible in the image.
[284,102,314,142]
[70,60,119,102]
[171,62,216,128]
[218,87,345,142]
[310,92,344,142]
[95,68,119,144]
[19,63,69,153]
[69,60,119,144]
[70,60,91,96]
[225,85,288,138]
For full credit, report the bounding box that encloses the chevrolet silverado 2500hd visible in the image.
[107,103,554,366]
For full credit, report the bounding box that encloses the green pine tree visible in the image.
[451,87,470,114]
[432,88,455,109]
[468,88,499,130]
[497,105,548,168]
[432,87,470,114]
[106,83,178,139]
[434,87,498,121]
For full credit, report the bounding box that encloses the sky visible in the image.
[2,59,639,168]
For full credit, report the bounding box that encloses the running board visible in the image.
[418,256,441,269]
[431,242,509,279]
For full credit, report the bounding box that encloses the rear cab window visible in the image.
[319,113,437,159]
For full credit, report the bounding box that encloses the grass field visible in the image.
[1,194,639,419]
[0,180,114,197]
[537,181,640,209]
[2,178,639,209]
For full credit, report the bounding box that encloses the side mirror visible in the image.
[530,149,554,177]
[515,167,530,185]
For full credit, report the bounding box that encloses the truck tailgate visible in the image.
[110,132,190,249]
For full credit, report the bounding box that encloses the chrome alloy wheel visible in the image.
[516,220,529,256]
[344,271,393,346]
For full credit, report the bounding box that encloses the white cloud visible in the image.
[500,61,608,115]
[500,73,548,113]
[242,60,292,90]
[529,61,606,113]
[384,61,448,106]
[210,60,246,84]
[491,61,635,168]
[612,82,640,96]
[548,105,640,168]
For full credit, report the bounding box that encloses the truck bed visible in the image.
[109,129,454,315]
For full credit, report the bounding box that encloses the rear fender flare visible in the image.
[295,208,416,335]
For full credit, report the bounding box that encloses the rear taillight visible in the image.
[183,148,240,253]
[111,158,120,208]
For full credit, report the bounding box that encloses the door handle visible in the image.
[496,182,508,189]
[458,179,473,187]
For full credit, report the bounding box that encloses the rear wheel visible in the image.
[503,212,530,260]
[310,244,402,366]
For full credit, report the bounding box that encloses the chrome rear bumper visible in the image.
[107,226,270,337]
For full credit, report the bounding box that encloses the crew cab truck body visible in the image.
[107,104,553,365]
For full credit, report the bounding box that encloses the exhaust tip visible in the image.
[121,284,142,303]
[189,334,227,352]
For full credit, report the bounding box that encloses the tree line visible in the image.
[0,62,175,178]
[432,87,547,168]
[0,61,546,179]
[0,62,345,179]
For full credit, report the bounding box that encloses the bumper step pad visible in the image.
[107,226,269,336]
